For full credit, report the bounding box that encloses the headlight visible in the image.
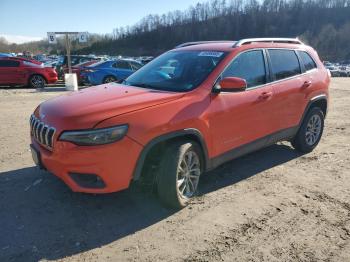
[59,125,128,146]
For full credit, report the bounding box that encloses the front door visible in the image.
[207,49,277,159]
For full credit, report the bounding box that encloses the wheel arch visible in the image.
[299,94,328,126]
[132,128,210,181]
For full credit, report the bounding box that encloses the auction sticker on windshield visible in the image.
[198,51,224,57]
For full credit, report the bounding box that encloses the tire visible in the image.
[291,107,324,153]
[103,75,117,84]
[157,141,203,209]
[29,75,46,89]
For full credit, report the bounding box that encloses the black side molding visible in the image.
[209,126,298,170]
[298,94,328,128]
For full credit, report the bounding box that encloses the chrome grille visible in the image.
[30,114,56,149]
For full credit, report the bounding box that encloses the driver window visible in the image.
[222,50,266,88]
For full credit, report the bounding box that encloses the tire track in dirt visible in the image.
[184,190,350,262]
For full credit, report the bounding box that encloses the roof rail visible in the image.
[176,40,235,48]
[233,38,303,47]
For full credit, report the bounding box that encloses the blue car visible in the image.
[81,59,142,85]
[0,53,14,57]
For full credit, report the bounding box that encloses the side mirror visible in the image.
[213,77,247,93]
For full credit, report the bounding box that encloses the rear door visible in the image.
[113,60,133,79]
[208,49,277,157]
[267,49,304,131]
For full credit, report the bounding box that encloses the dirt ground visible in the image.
[0,79,349,262]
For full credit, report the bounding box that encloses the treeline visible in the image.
[81,0,350,61]
[0,34,105,55]
[1,0,350,61]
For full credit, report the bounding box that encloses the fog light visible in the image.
[68,173,106,189]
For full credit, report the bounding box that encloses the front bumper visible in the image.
[31,135,143,193]
[47,76,58,84]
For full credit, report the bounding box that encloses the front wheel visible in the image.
[292,107,324,153]
[29,75,46,89]
[157,141,203,209]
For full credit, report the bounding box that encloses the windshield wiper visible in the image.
[127,82,160,90]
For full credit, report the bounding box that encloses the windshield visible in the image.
[123,50,226,92]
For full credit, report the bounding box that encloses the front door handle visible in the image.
[259,91,273,100]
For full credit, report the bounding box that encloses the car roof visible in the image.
[174,38,312,52]
[0,56,41,63]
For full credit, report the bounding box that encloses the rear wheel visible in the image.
[157,141,203,209]
[292,107,324,153]
[29,75,46,89]
[103,75,117,84]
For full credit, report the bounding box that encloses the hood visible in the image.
[37,83,184,129]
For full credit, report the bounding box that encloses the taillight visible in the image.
[82,69,95,73]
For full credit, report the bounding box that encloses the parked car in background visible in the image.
[0,57,57,88]
[137,56,154,65]
[338,66,350,77]
[30,38,329,208]
[327,66,341,77]
[63,60,99,84]
[56,55,101,79]
[80,59,142,85]
[44,60,59,68]
[324,62,350,77]
[0,53,14,57]
[34,54,48,63]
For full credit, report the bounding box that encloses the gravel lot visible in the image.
[0,79,349,262]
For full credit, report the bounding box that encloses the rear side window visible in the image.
[114,61,131,70]
[268,49,301,80]
[222,50,266,88]
[0,60,20,67]
[298,51,317,71]
[130,61,142,71]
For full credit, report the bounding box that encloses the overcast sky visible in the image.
[0,0,206,43]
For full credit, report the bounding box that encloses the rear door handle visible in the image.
[259,91,273,100]
[302,81,312,88]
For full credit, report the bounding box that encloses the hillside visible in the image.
[1,0,350,61]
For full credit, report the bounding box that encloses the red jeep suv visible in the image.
[0,57,58,88]
[29,38,329,208]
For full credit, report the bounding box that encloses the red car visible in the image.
[30,38,329,208]
[63,60,99,84]
[0,57,58,88]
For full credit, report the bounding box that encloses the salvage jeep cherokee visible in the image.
[30,38,330,208]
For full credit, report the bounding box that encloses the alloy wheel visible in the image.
[177,150,201,198]
[305,114,322,146]
[31,75,45,88]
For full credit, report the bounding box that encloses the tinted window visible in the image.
[130,61,142,71]
[0,60,20,67]
[268,49,301,80]
[115,61,131,70]
[298,51,317,71]
[222,50,266,88]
